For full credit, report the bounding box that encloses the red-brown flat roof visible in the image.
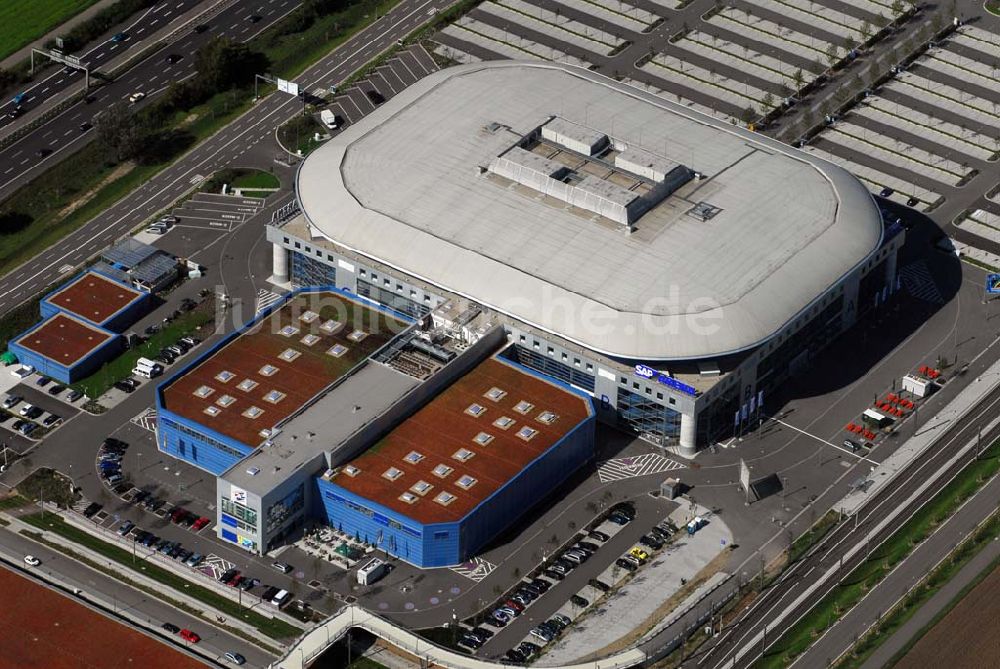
[331,357,592,524]
[162,291,408,447]
[46,271,143,324]
[0,564,208,669]
[16,313,115,366]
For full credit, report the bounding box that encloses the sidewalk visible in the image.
[0,0,118,71]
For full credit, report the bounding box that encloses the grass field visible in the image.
[0,0,101,62]
[71,304,214,399]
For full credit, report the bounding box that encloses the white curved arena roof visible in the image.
[297,61,882,361]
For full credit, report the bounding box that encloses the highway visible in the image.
[0,0,300,200]
[0,0,450,315]
[0,0,206,131]
[680,380,1000,669]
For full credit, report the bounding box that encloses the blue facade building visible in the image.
[315,356,596,568]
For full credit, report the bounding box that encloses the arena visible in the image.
[270,61,902,455]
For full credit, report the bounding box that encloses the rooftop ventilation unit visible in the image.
[687,201,723,222]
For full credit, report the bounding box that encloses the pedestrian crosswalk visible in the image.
[898,260,944,304]
[597,452,685,483]
[450,557,497,582]
[255,288,284,314]
[130,408,157,433]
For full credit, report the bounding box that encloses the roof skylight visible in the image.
[434,491,457,506]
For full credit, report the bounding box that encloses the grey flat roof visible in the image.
[296,61,882,361]
[221,361,420,495]
[102,238,157,270]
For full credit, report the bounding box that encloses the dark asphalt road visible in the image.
[0,0,300,201]
[0,0,448,317]
[682,378,1000,668]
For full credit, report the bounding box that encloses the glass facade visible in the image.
[616,388,682,443]
[290,251,337,287]
[756,294,844,396]
[356,278,430,319]
[504,344,596,392]
[265,484,305,534]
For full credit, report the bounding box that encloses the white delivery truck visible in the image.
[320,109,339,130]
[356,557,389,585]
[132,357,163,379]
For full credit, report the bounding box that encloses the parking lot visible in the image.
[322,46,438,132]
[803,25,1000,211]
[0,380,82,452]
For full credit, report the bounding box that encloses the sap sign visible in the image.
[635,364,656,379]
[634,364,697,397]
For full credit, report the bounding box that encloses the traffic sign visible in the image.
[987,274,1000,294]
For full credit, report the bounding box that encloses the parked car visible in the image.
[114,380,135,393]
[83,503,102,518]
[35,376,51,387]
[470,627,493,641]
[576,541,600,552]
[2,394,21,409]
[529,578,551,593]
[459,633,483,649]
[639,534,663,550]
[24,406,43,420]
[649,526,672,541]
[518,641,541,659]
[588,578,611,592]
[505,647,525,662]
[552,613,571,628]
[630,547,649,562]
[66,389,84,402]
[570,594,589,607]
[18,422,36,436]
[271,561,292,574]
[42,414,61,427]
[161,622,180,634]
[117,521,135,536]
[616,557,638,572]
[610,502,636,519]
[192,516,211,531]
[219,568,238,583]
[23,555,41,566]
[179,629,200,643]
[185,552,204,567]
[530,626,554,643]
[608,512,631,525]
[503,599,524,613]
[47,384,65,396]
[18,403,35,417]
[542,568,564,581]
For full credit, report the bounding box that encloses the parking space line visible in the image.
[348,87,376,112]
[337,95,365,122]
[771,418,876,463]
[378,66,406,93]
[396,53,421,83]
[370,71,396,96]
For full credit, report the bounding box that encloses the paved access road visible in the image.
[682,380,1000,669]
[0,0,300,200]
[0,0,448,316]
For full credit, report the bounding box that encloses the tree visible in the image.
[95,102,143,163]
[890,0,903,17]
[761,91,775,112]
[193,37,269,91]
[843,35,857,53]
[860,19,872,42]
[793,68,805,92]
[826,43,840,68]
[740,105,758,124]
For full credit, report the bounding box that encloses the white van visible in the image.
[135,357,158,370]
[132,359,162,378]
[320,109,339,130]
[270,589,291,607]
